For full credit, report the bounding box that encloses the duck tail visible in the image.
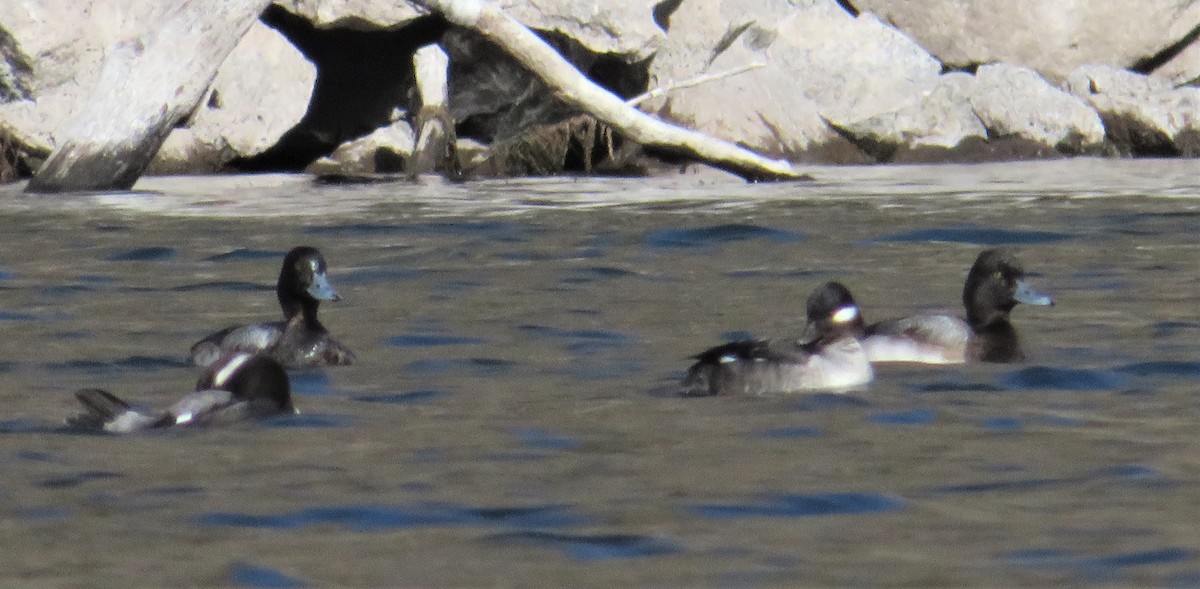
[67,389,158,433]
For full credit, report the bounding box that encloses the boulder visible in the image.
[277,0,663,59]
[158,21,316,170]
[838,72,987,158]
[970,63,1106,153]
[305,119,415,176]
[1065,64,1200,156]
[852,0,1200,84]
[0,2,314,178]
[647,0,941,162]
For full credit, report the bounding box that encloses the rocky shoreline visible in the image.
[3,0,1200,184]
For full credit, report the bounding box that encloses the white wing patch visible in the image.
[213,353,252,388]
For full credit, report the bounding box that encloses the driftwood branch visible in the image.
[408,44,460,178]
[411,0,808,181]
[25,0,271,193]
[627,62,766,107]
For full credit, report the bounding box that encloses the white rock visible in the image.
[277,0,663,59]
[181,21,316,159]
[840,72,987,151]
[1066,64,1200,155]
[0,3,315,174]
[649,0,939,160]
[306,119,416,175]
[853,1,1200,84]
[971,63,1106,151]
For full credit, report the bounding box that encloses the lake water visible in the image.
[2,159,1200,586]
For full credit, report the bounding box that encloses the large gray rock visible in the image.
[852,1,1200,84]
[0,1,314,176]
[155,21,316,172]
[270,0,425,29]
[1065,64,1200,155]
[278,0,663,59]
[305,119,415,175]
[838,72,987,156]
[971,63,1106,152]
[647,0,940,162]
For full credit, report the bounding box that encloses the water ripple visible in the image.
[403,358,517,377]
[39,470,123,489]
[998,366,1125,391]
[385,334,489,347]
[106,246,176,261]
[561,266,639,284]
[1116,361,1200,378]
[486,530,681,561]
[868,408,937,426]
[229,562,307,588]
[753,425,822,439]
[260,413,355,429]
[646,224,804,249]
[42,355,189,374]
[865,226,1073,245]
[513,427,582,451]
[1006,546,1196,580]
[350,390,446,405]
[205,248,283,262]
[171,281,269,293]
[687,492,904,519]
[195,503,590,532]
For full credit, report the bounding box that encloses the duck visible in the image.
[67,352,295,433]
[189,246,355,369]
[681,281,872,396]
[861,248,1053,364]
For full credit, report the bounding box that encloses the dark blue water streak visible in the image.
[646,224,804,249]
[385,334,490,347]
[687,492,903,519]
[106,247,176,261]
[260,413,355,429]
[486,530,681,561]
[171,281,269,293]
[868,408,938,426]
[350,390,446,405]
[42,355,189,374]
[229,563,308,588]
[195,503,591,532]
[1005,547,1196,582]
[1116,361,1200,378]
[205,248,283,262]
[513,427,582,451]
[752,425,822,439]
[403,358,517,377]
[997,366,1125,391]
[864,226,1073,246]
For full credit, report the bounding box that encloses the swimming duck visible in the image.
[68,352,295,433]
[189,246,355,369]
[861,248,1053,364]
[681,281,872,396]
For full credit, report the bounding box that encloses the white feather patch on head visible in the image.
[718,354,737,364]
[831,305,859,324]
[175,412,194,425]
[213,353,252,388]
